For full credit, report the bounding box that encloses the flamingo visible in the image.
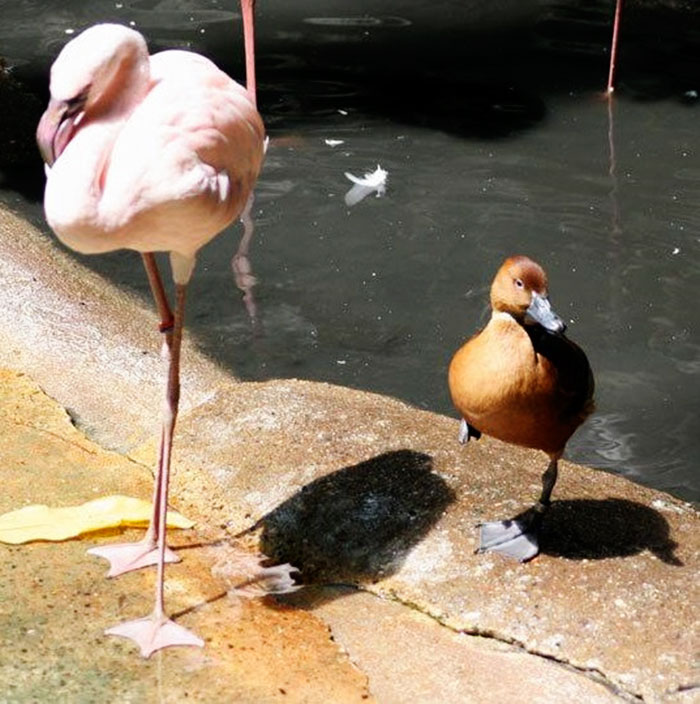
[36,23,265,657]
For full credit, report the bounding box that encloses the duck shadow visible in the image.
[537,498,683,565]
[256,449,455,584]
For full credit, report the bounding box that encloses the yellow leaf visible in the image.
[0,495,194,544]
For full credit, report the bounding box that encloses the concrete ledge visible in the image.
[0,205,229,452]
[143,377,696,702]
[1,205,697,702]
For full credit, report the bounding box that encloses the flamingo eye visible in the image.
[514,278,524,289]
[64,89,89,116]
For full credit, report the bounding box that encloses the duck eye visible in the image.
[514,278,524,289]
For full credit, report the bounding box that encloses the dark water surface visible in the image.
[1,1,698,502]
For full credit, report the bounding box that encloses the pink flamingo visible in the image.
[36,23,265,657]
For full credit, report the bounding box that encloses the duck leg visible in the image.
[477,455,559,562]
[102,282,204,656]
[87,254,180,576]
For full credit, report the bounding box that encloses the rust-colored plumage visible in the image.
[448,256,594,561]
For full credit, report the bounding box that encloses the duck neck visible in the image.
[491,310,517,324]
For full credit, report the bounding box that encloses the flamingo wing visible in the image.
[101,50,265,256]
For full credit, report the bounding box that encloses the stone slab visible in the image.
[288,586,623,704]
[156,379,698,703]
[0,369,372,703]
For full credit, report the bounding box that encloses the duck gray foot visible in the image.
[477,509,545,562]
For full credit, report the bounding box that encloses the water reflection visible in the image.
[302,16,412,29]
[233,194,262,334]
[118,0,238,30]
[585,412,635,463]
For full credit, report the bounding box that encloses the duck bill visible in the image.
[36,98,78,168]
[526,292,566,333]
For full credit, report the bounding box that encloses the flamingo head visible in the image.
[36,23,149,167]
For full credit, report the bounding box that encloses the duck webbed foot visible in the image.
[458,418,481,444]
[477,505,546,562]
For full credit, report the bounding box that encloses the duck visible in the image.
[448,255,594,561]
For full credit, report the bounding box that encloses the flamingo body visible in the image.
[39,23,264,278]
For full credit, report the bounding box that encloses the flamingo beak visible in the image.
[526,292,566,334]
[36,96,84,168]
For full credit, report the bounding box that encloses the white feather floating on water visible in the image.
[344,164,388,206]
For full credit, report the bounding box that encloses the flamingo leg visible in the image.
[235,5,261,331]
[477,455,560,562]
[240,0,257,106]
[87,254,182,577]
[142,252,174,333]
[607,0,624,94]
[103,283,203,656]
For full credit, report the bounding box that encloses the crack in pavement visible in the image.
[348,583,644,703]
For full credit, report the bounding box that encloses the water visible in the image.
[0,0,698,502]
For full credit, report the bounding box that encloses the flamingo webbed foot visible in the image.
[88,541,180,577]
[105,614,204,658]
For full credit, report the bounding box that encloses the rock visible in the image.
[1,203,697,702]
[149,377,697,703]
[0,368,372,703]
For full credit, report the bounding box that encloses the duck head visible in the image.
[490,255,566,334]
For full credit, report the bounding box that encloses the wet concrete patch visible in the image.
[0,369,372,702]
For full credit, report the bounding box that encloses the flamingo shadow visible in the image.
[256,449,455,584]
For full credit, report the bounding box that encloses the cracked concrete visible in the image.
[0,369,374,703]
[287,586,628,704]
[1,204,698,702]
[145,378,696,703]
